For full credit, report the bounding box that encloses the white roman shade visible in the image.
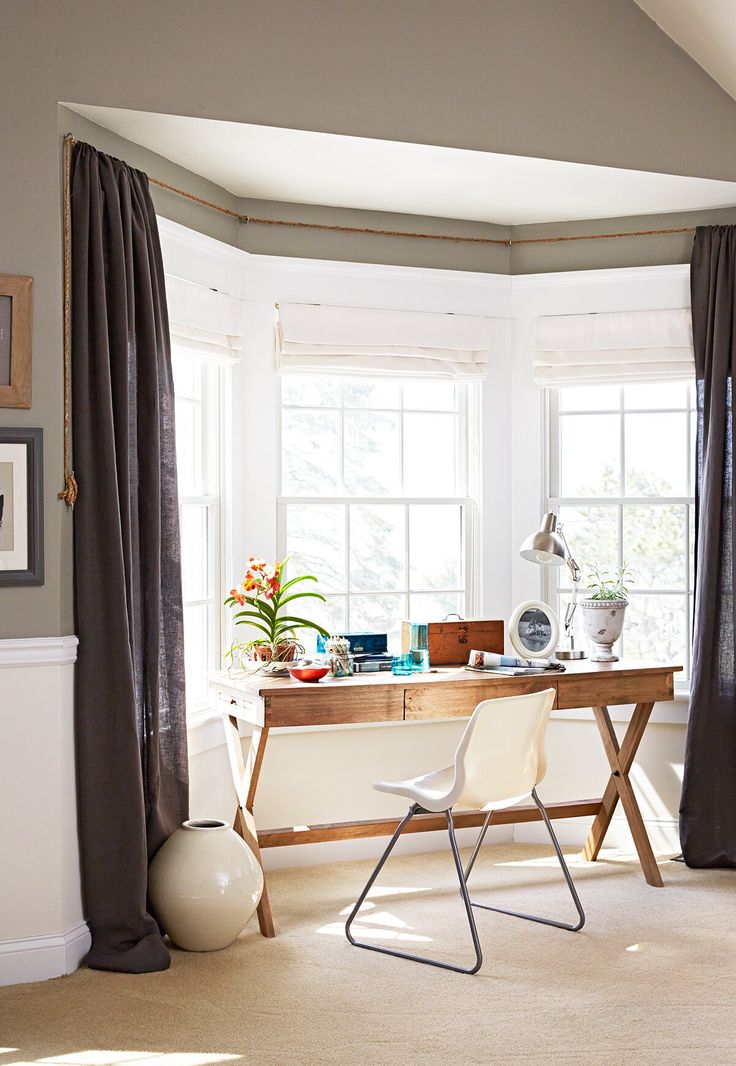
[277,303,491,379]
[166,275,244,363]
[534,308,694,387]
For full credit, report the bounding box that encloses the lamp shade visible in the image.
[519,513,566,566]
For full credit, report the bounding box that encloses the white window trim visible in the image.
[174,350,232,725]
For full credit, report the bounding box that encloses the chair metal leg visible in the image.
[345,806,483,975]
[467,788,585,932]
[464,809,494,881]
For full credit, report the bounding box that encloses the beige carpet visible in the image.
[2,844,734,1066]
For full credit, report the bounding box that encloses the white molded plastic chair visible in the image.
[345,688,585,974]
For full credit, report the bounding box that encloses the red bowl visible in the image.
[286,663,330,684]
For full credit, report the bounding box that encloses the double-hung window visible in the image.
[173,349,224,715]
[278,373,477,646]
[547,379,695,683]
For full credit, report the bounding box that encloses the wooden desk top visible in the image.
[211,659,682,728]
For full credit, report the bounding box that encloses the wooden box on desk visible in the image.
[427,619,504,666]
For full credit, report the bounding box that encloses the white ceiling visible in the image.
[635,0,736,105]
[65,102,736,227]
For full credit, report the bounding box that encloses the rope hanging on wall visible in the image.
[59,134,78,509]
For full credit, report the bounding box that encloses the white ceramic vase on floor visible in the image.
[149,819,264,951]
[580,599,628,662]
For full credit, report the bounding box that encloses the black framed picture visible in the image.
[0,427,43,586]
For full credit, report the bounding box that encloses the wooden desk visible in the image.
[211,659,682,937]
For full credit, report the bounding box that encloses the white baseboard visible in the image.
[262,823,514,870]
[0,921,90,987]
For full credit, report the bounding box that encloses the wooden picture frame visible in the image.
[0,274,33,408]
[0,427,43,586]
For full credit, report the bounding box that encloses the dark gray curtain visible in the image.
[680,226,736,868]
[71,141,189,970]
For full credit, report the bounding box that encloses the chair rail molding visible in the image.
[0,634,78,667]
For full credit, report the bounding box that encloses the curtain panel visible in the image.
[534,308,694,386]
[277,303,491,379]
[680,226,736,868]
[71,142,189,971]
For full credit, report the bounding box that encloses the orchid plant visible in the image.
[225,556,330,667]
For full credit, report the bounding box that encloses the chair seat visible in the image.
[374,766,455,812]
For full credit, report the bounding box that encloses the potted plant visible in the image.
[225,556,330,672]
[580,563,634,663]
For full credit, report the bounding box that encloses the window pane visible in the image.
[282,409,340,495]
[175,399,199,496]
[404,412,456,496]
[623,505,686,590]
[349,593,406,641]
[403,380,456,411]
[343,377,401,409]
[281,372,340,407]
[180,503,208,600]
[559,385,620,412]
[623,594,688,670]
[625,412,688,496]
[344,411,401,495]
[624,381,689,410]
[410,591,464,623]
[349,504,405,593]
[556,505,619,590]
[285,503,345,593]
[559,414,620,497]
[409,504,463,590]
[183,604,208,702]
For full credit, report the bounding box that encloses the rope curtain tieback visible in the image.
[59,133,78,508]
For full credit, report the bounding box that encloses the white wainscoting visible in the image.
[0,635,89,986]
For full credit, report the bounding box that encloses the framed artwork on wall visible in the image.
[0,274,32,409]
[0,427,43,586]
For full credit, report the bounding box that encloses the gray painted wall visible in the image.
[5,0,736,638]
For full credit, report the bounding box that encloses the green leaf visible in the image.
[278,573,319,596]
[233,619,272,640]
[278,590,327,609]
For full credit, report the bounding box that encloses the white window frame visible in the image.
[276,374,481,626]
[173,346,230,721]
[544,383,695,691]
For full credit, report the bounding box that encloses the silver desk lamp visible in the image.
[519,512,586,660]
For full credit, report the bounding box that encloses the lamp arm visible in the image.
[558,525,582,637]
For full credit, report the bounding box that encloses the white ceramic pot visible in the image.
[580,599,628,662]
[149,819,264,951]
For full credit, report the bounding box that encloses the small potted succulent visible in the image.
[580,563,634,663]
[225,556,330,673]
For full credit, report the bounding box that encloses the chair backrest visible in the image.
[450,688,556,811]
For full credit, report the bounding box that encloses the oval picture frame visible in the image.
[509,600,559,660]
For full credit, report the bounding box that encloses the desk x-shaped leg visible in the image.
[583,702,663,888]
[223,715,276,936]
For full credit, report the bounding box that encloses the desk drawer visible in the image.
[557,670,674,709]
[405,678,558,720]
[265,686,404,727]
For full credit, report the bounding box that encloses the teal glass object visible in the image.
[408,621,430,672]
[391,653,414,676]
